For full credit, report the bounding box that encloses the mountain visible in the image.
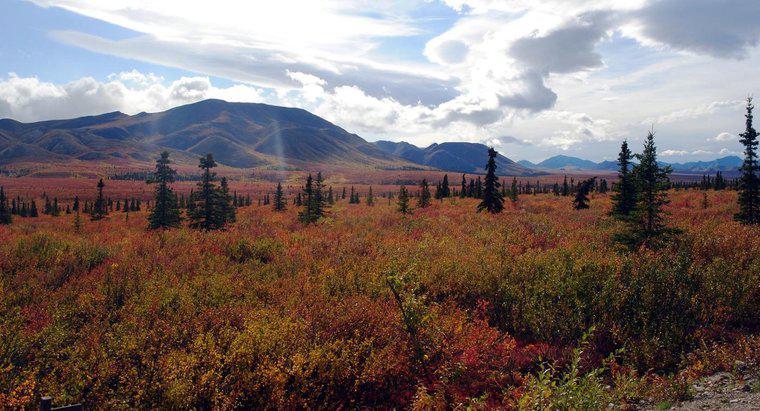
[535,155,600,170]
[0,99,409,169]
[517,155,742,174]
[374,141,538,176]
[667,156,742,173]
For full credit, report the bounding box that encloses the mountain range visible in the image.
[373,140,536,176]
[0,99,741,176]
[0,99,407,169]
[518,154,743,174]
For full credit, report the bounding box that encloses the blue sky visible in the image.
[1,0,759,162]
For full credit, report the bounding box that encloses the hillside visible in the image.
[374,140,538,176]
[0,99,411,170]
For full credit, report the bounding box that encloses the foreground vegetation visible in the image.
[1,186,757,408]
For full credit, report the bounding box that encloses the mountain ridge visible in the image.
[519,154,743,174]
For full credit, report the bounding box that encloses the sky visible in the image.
[1,0,759,162]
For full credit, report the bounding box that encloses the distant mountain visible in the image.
[667,156,742,173]
[0,99,411,169]
[536,155,600,170]
[517,154,742,174]
[374,141,538,176]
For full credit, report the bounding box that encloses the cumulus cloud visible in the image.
[0,72,264,122]
[661,149,688,156]
[719,148,739,156]
[710,132,737,142]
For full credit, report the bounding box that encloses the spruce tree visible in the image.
[91,179,108,221]
[0,187,11,224]
[397,185,411,214]
[460,174,467,198]
[510,178,518,202]
[561,175,570,196]
[188,154,230,230]
[573,178,595,210]
[147,151,182,229]
[610,140,637,219]
[417,179,431,208]
[367,186,374,206]
[477,147,504,213]
[735,97,760,224]
[622,131,676,246]
[299,174,317,223]
[441,174,450,197]
[217,177,236,226]
[273,182,287,211]
[30,200,38,217]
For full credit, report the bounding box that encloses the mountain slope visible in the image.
[0,99,410,169]
[517,155,742,174]
[374,140,537,175]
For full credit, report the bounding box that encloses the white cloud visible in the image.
[0,72,264,122]
[719,148,739,156]
[690,149,712,155]
[710,132,736,142]
[661,149,688,156]
[646,100,744,124]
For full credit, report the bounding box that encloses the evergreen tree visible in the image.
[610,140,638,219]
[599,179,609,194]
[341,187,347,200]
[735,97,760,224]
[327,186,334,205]
[147,151,182,229]
[273,182,287,211]
[475,176,483,198]
[397,185,411,214]
[621,131,676,247]
[0,187,11,224]
[510,178,518,202]
[573,178,596,210]
[299,174,317,223]
[219,177,236,225]
[561,175,570,196]
[417,179,431,208]
[73,195,80,212]
[477,147,504,214]
[460,174,467,198]
[441,174,450,197]
[367,186,374,206]
[30,200,38,217]
[52,198,60,216]
[188,154,231,230]
[91,179,108,221]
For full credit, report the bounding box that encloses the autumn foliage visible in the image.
[0,181,758,408]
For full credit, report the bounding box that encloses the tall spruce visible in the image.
[477,147,504,213]
[441,174,450,197]
[273,182,287,211]
[417,179,431,208]
[573,178,596,210]
[188,154,231,230]
[0,187,11,224]
[735,97,760,224]
[218,177,236,225]
[460,174,467,198]
[610,140,637,219]
[397,185,411,214]
[147,151,182,229]
[628,131,675,245]
[91,179,108,221]
[510,178,518,202]
[367,186,374,206]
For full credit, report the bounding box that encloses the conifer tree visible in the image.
[477,147,504,213]
[397,185,411,214]
[510,178,518,202]
[573,178,596,210]
[341,187,347,200]
[735,97,760,224]
[147,151,182,229]
[218,177,236,225]
[475,176,483,198]
[610,140,637,219]
[91,179,108,221]
[73,195,80,212]
[30,200,38,217]
[367,186,374,206]
[460,174,467,198]
[417,179,431,208]
[312,172,327,218]
[441,174,450,197]
[273,182,287,211]
[188,154,231,230]
[299,174,317,223]
[327,186,334,205]
[561,175,570,196]
[619,131,676,247]
[0,187,11,225]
